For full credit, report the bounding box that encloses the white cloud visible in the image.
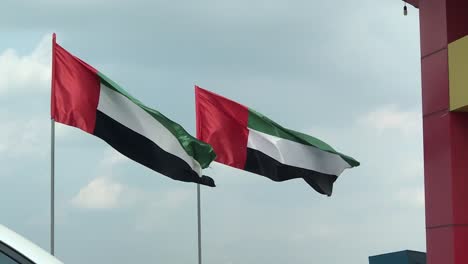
[0,117,77,160]
[0,35,51,94]
[71,177,124,209]
[0,35,81,159]
[71,172,192,213]
[71,146,192,211]
[358,105,421,135]
[0,117,49,158]
[0,117,89,160]
[101,147,128,167]
[70,147,131,209]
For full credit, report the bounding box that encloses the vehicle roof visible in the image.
[0,224,63,264]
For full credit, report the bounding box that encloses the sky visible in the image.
[0,1,424,263]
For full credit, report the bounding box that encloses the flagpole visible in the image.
[197,183,202,264]
[50,119,55,255]
[50,33,57,256]
[195,84,202,264]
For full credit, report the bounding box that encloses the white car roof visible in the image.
[0,224,63,264]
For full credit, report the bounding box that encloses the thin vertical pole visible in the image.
[50,33,57,256]
[195,85,202,264]
[197,184,202,264]
[50,119,55,255]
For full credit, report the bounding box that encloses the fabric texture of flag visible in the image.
[51,40,216,187]
[195,86,359,195]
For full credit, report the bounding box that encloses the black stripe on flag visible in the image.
[93,111,215,187]
[244,148,337,195]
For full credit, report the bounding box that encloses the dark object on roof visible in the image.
[369,250,426,264]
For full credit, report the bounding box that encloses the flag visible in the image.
[195,86,359,195]
[51,39,216,187]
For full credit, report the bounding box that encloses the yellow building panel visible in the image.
[449,36,468,111]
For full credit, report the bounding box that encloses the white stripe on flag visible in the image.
[97,83,202,175]
[247,128,351,176]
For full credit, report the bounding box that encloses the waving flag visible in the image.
[51,40,216,187]
[195,86,359,195]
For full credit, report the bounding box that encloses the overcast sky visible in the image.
[0,1,424,263]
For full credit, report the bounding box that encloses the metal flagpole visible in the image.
[194,86,203,264]
[197,184,202,264]
[50,119,55,255]
[50,33,57,256]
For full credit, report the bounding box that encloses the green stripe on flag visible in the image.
[247,108,359,167]
[98,72,216,169]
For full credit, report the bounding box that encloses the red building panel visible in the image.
[426,226,454,264]
[446,0,468,43]
[423,113,453,228]
[404,0,419,8]
[453,226,468,263]
[419,0,448,57]
[421,50,449,115]
[449,113,468,224]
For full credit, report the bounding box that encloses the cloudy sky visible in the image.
[0,1,424,263]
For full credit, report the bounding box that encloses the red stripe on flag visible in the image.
[195,86,249,169]
[51,43,100,134]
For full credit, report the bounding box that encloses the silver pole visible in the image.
[197,184,202,264]
[51,118,55,255]
[50,33,57,256]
